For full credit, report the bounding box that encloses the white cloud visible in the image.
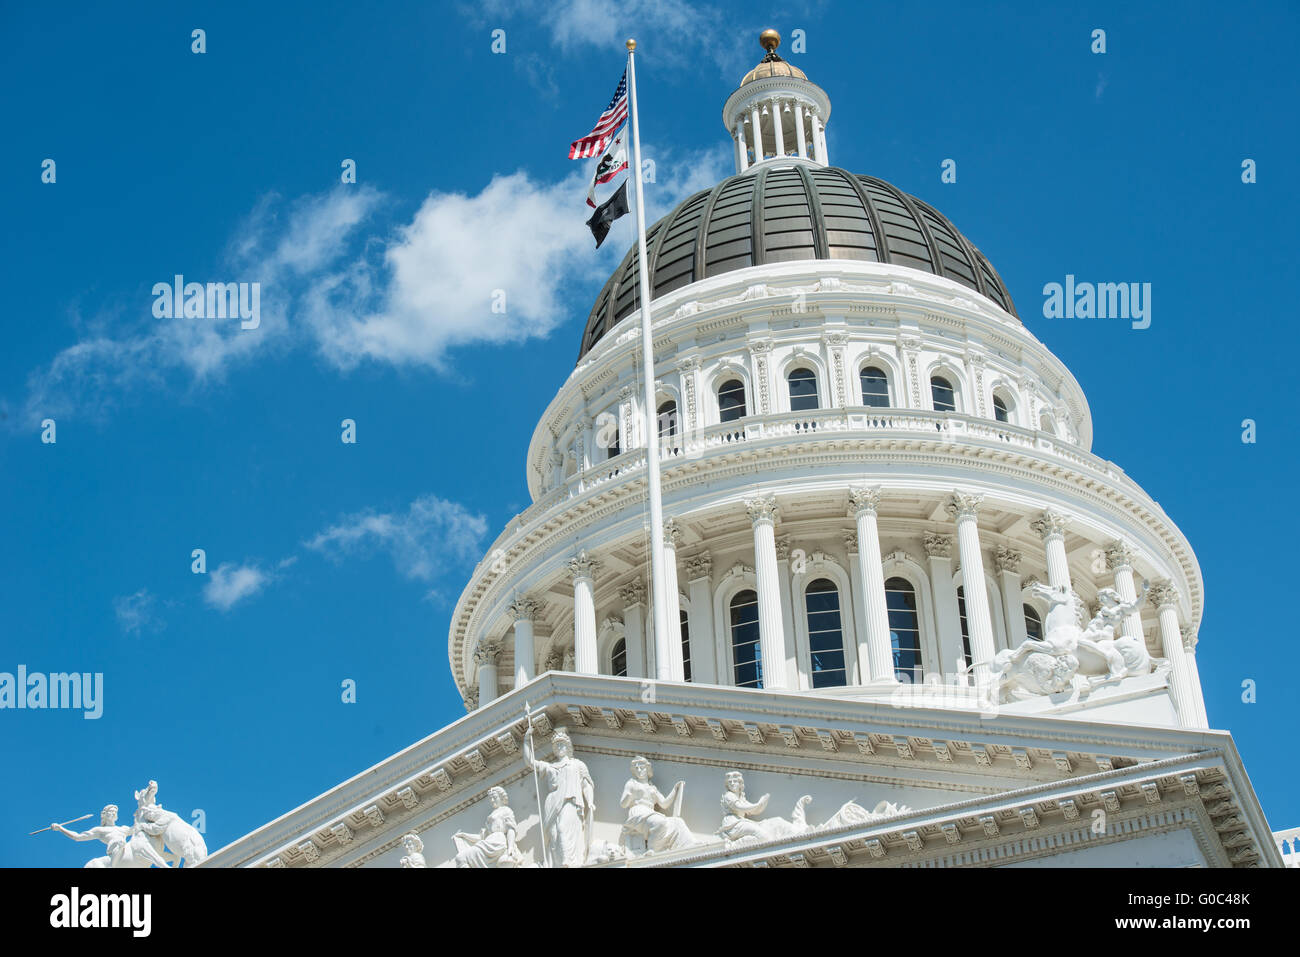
[305,495,489,582]
[203,562,271,611]
[114,589,165,635]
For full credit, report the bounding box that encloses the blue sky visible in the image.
[2,1,1296,866]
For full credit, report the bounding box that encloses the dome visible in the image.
[739,54,808,86]
[579,165,1019,359]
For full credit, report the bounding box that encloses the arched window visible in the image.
[805,578,847,687]
[680,609,692,682]
[885,576,923,683]
[729,589,762,688]
[993,394,1010,423]
[657,400,678,438]
[1024,604,1043,641]
[860,366,889,407]
[787,367,819,412]
[611,637,627,678]
[956,586,973,671]
[931,375,957,412]
[718,379,746,423]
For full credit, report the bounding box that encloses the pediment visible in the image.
[203,674,1279,870]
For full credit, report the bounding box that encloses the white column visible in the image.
[812,111,828,164]
[1181,625,1210,728]
[994,546,1026,651]
[1104,540,1144,640]
[685,553,715,684]
[735,121,749,172]
[844,532,867,684]
[924,534,963,682]
[775,538,798,687]
[771,98,785,157]
[568,550,600,675]
[661,519,685,681]
[793,102,808,158]
[473,641,501,708]
[1151,580,1195,726]
[849,487,894,683]
[619,582,647,679]
[751,106,763,161]
[509,597,539,687]
[947,492,995,687]
[1031,509,1073,590]
[746,495,787,689]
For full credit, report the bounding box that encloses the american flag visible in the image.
[568,69,628,159]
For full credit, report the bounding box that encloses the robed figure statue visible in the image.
[523,725,595,867]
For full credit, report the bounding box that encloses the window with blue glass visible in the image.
[729,590,762,688]
[788,367,819,411]
[860,366,889,407]
[805,578,847,687]
[885,576,923,682]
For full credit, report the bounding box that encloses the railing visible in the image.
[484,408,1137,573]
[1275,827,1300,867]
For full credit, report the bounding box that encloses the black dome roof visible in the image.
[579,165,1017,359]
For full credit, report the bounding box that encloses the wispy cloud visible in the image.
[113,589,166,635]
[17,142,726,424]
[305,495,489,582]
[203,562,272,611]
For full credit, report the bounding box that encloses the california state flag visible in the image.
[586,127,628,208]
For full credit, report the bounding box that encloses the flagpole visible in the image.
[625,38,672,682]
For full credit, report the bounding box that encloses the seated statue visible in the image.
[620,756,696,855]
[1078,584,1152,680]
[717,771,812,845]
[452,786,524,868]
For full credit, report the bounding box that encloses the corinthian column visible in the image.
[848,487,894,683]
[1030,509,1073,591]
[568,550,600,675]
[1181,626,1209,729]
[746,494,787,689]
[1150,579,1194,726]
[924,533,962,681]
[508,597,540,687]
[661,519,685,682]
[993,546,1026,650]
[947,492,995,686]
[793,102,808,157]
[736,121,749,172]
[473,641,501,708]
[1104,540,1144,640]
[771,99,785,156]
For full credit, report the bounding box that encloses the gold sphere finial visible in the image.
[626,38,636,51]
[760,28,780,53]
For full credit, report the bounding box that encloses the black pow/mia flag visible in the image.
[586,181,630,248]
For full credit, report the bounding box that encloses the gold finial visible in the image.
[760,28,780,53]
[626,38,636,51]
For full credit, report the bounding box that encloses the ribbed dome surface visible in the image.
[579,166,1018,359]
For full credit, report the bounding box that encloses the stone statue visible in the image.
[50,804,171,869]
[991,581,1084,700]
[717,770,812,845]
[132,780,208,867]
[452,786,523,868]
[619,756,696,855]
[1078,584,1152,680]
[399,832,426,868]
[523,726,595,866]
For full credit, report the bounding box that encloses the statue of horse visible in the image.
[133,780,208,868]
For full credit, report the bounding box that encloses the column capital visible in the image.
[746,494,779,527]
[567,549,600,582]
[463,688,479,711]
[945,491,985,520]
[1030,509,1069,541]
[684,552,713,580]
[473,640,502,665]
[843,530,858,555]
[1180,625,1198,653]
[508,597,541,622]
[923,533,953,559]
[678,355,701,372]
[1148,579,1180,611]
[848,486,882,517]
[619,580,647,607]
[774,537,792,561]
[662,517,682,548]
[993,546,1022,574]
[1104,539,1138,571]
